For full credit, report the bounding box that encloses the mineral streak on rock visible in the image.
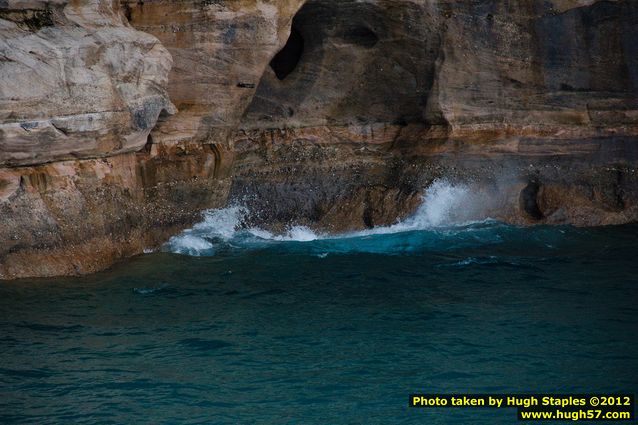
[0,0,637,279]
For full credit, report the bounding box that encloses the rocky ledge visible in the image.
[1,0,637,279]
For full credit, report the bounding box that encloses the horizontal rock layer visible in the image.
[0,0,637,279]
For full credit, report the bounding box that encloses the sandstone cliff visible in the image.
[1,0,637,279]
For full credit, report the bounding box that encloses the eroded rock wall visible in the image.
[1,0,637,279]
[0,0,175,166]
[231,0,638,229]
[120,0,305,146]
[0,142,230,278]
[434,0,638,130]
[0,0,232,279]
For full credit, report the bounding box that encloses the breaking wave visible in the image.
[163,179,538,257]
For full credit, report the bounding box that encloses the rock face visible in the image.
[233,0,638,229]
[0,0,175,166]
[120,0,305,146]
[1,0,637,279]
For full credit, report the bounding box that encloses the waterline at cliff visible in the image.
[165,179,486,256]
[2,0,638,279]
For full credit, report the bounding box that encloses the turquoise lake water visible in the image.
[1,186,637,423]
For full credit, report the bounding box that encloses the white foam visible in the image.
[339,179,474,238]
[167,234,214,255]
[247,225,321,241]
[165,179,486,254]
[277,226,322,241]
[166,207,247,255]
[191,206,245,240]
[412,179,472,227]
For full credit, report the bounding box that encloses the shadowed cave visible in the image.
[243,0,443,129]
[270,25,305,80]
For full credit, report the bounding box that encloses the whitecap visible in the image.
[133,284,168,295]
[164,179,499,256]
[167,234,214,256]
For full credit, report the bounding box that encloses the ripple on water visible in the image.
[179,338,234,353]
[133,284,168,295]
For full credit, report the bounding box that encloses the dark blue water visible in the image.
[1,222,637,424]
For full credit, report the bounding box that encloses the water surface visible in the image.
[1,218,637,424]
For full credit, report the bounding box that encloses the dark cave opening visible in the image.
[520,181,544,220]
[270,25,305,80]
[341,26,379,48]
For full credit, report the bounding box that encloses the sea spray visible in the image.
[359,179,474,234]
[414,179,472,226]
[165,179,491,256]
[167,206,245,255]
[248,226,322,242]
